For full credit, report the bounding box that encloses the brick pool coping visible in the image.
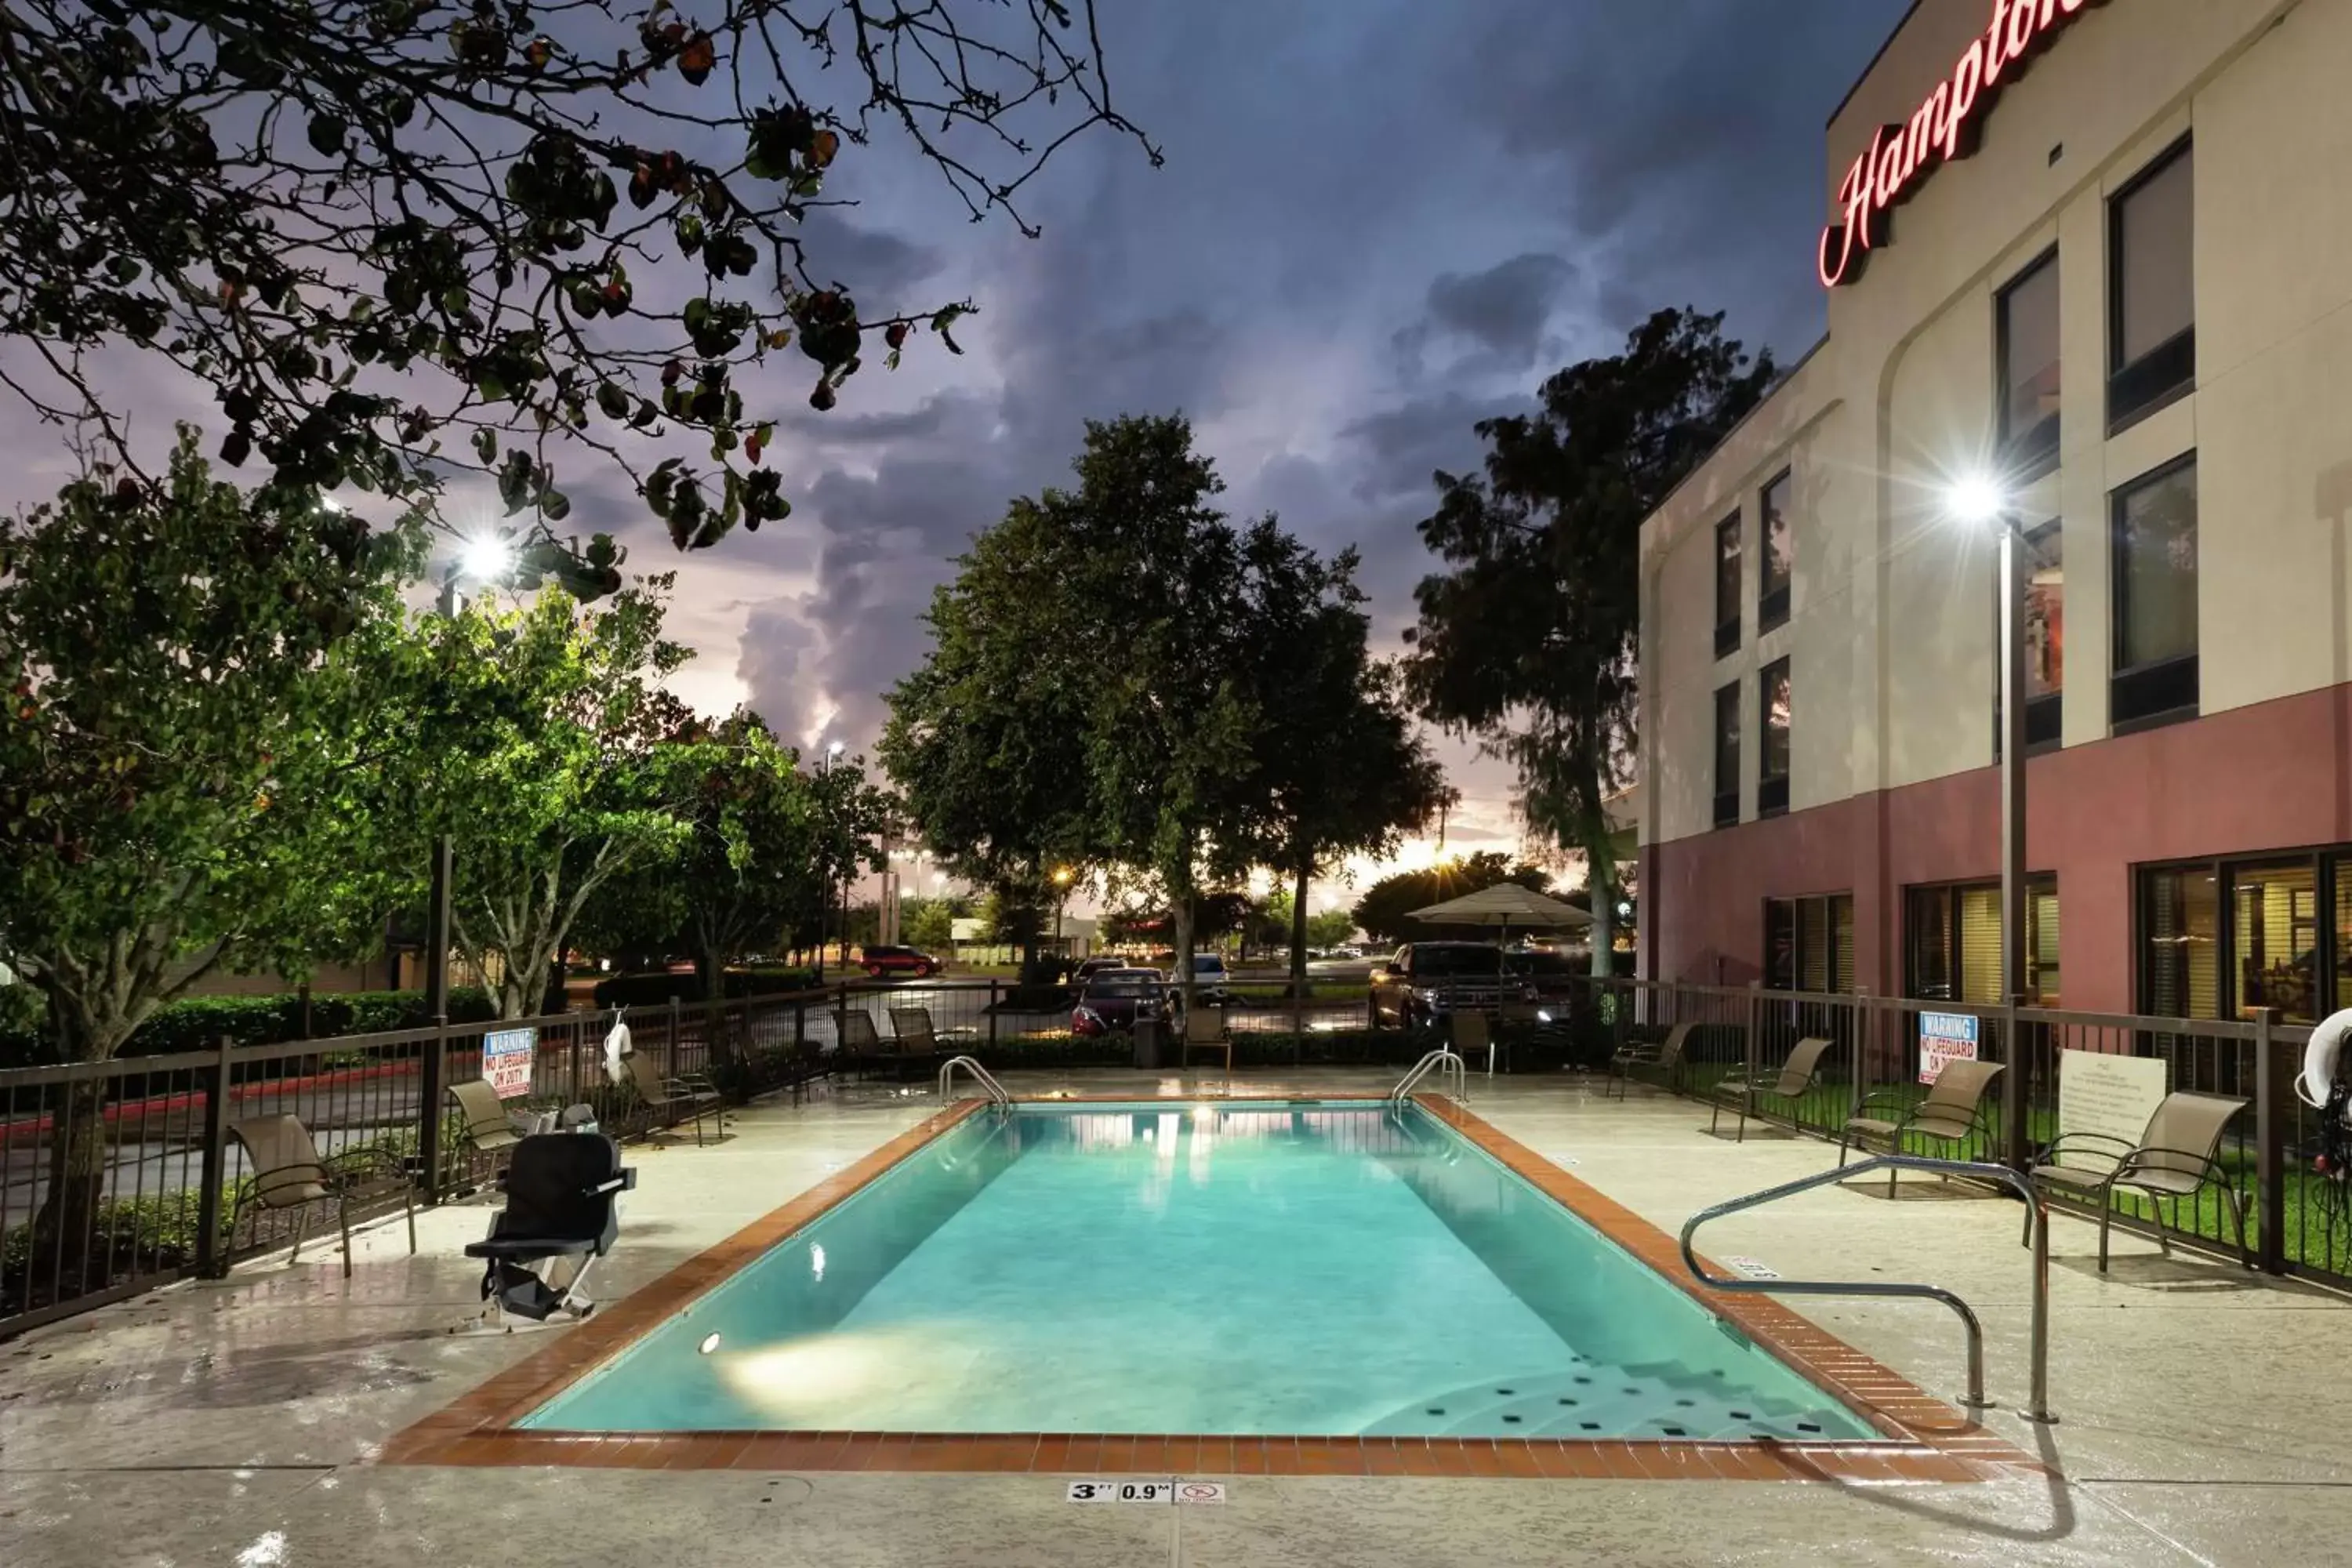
[381,1091,2042,1483]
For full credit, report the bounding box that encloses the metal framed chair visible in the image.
[1182,1004,1232,1078]
[1840,1059,2005,1196]
[228,1113,416,1279]
[1450,1009,1497,1076]
[1709,1035,1835,1142]
[2024,1091,2252,1270]
[620,1051,723,1145]
[1608,1022,1693,1099]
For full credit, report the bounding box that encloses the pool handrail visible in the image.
[938,1055,1011,1106]
[1679,1154,2053,1423]
[1391,1047,1467,1104]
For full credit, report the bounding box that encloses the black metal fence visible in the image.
[1583,976,2347,1290]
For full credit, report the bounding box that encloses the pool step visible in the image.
[1362,1357,1859,1443]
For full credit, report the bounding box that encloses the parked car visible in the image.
[1504,947,1584,1006]
[1073,955,1131,984]
[860,944,942,980]
[1070,968,1175,1037]
[1368,942,1534,1032]
[1185,952,1233,1004]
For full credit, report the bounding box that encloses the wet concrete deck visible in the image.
[3,1069,2347,1567]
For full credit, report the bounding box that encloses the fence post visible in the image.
[988,980,1000,1050]
[419,1017,448,1204]
[2002,996,2029,1171]
[194,1035,234,1278]
[1741,982,1761,1120]
[666,995,681,1077]
[1850,992,1870,1127]
[2254,1007,2285,1275]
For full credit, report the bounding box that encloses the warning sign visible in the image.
[1918,1012,1978,1086]
[483,1027,536,1099]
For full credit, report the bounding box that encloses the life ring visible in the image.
[2299,1007,2352,1111]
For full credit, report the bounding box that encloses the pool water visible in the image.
[523,1102,1874,1441]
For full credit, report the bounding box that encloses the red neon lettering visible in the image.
[1820,0,2116,288]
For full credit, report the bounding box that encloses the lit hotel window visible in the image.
[2109,140,2194,431]
[1905,879,2059,1005]
[1997,250,2060,476]
[1758,657,1791,818]
[1714,512,1741,658]
[1712,681,1740,829]
[2111,456,2198,729]
[1758,471,1792,633]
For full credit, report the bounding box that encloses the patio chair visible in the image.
[446,1078,525,1175]
[228,1112,416,1279]
[1182,1004,1232,1077]
[1608,1022,1693,1099]
[2023,1091,2252,1271]
[464,1132,636,1323]
[886,1007,964,1080]
[1709,1036,1835,1142]
[1451,1009,1498,1076]
[620,1051,724,1145]
[1839,1058,2005,1196]
[835,1009,884,1078]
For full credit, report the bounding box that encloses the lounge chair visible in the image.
[836,1009,884,1078]
[1840,1058,2005,1196]
[1710,1036,1835,1142]
[886,1007,964,1080]
[463,1132,636,1323]
[228,1112,416,1279]
[620,1051,724,1145]
[446,1078,524,1188]
[1182,1004,1232,1077]
[2024,1091,2251,1270]
[1609,1022,1693,1099]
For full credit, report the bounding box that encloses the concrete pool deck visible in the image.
[4,1069,2349,1566]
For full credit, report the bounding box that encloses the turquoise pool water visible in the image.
[523,1102,1874,1440]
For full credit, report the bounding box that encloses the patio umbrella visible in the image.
[1405,883,1592,942]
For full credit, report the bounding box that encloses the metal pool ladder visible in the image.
[1390,1047,1467,1104]
[1679,1155,2055,1423]
[938,1055,1011,1106]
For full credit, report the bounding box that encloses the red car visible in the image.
[861,945,942,979]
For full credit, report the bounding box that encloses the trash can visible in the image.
[1133,1018,1163,1069]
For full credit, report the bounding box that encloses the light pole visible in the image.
[1948,476,2030,1018]
[816,739,844,978]
[1053,865,1074,955]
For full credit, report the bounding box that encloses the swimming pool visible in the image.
[521,1101,1872,1443]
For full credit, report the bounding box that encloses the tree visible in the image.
[1349,852,1552,946]
[0,431,420,1268]
[900,895,958,953]
[881,485,1107,979]
[1237,546,1446,998]
[1,1,1159,586]
[1406,309,1774,973]
[416,583,695,1017]
[1305,908,1359,950]
[790,750,897,975]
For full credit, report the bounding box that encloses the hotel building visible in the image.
[1636,0,2352,1023]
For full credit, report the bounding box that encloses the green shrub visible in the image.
[0,986,498,1068]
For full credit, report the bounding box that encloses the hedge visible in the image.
[590,966,820,1009]
[0,986,499,1069]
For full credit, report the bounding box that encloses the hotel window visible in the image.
[1714,512,1741,658]
[1712,681,1740,829]
[1994,521,2065,756]
[2142,853,2352,1025]
[1765,893,1855,993]
[1998,250,2061,477]
[1905,878,2060,1005]
[2111,456,2198,730]
[1758,657,1791,818]
[1758,471,1793,633]
[2109,139,2194,431]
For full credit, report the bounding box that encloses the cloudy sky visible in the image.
[3,0,1911,906]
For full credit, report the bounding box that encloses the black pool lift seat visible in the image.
[465,1131,636,1324]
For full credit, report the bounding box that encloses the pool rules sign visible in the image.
[483,1027,537,1099]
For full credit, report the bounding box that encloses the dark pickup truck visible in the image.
[1367,942,1537,1033]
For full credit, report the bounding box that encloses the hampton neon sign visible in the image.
[1818,0,2114,289]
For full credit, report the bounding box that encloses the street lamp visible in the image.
[817,739,845,979]
[1053,865,1074,953]
[1947,474,2030,1020]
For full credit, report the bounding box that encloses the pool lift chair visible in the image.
[464,1131,636,1327]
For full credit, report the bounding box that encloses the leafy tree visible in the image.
[1305,908,1359,950]
[1406,309,1774,971]
[2,1,1160,585]
[414,583,695,1016]
[0,432,420,1266]
[1349,852,1552,946]
[1237,546,1446,996]
[900,895,958,953]
[792,750,897,976]
[880,487,1105,977]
